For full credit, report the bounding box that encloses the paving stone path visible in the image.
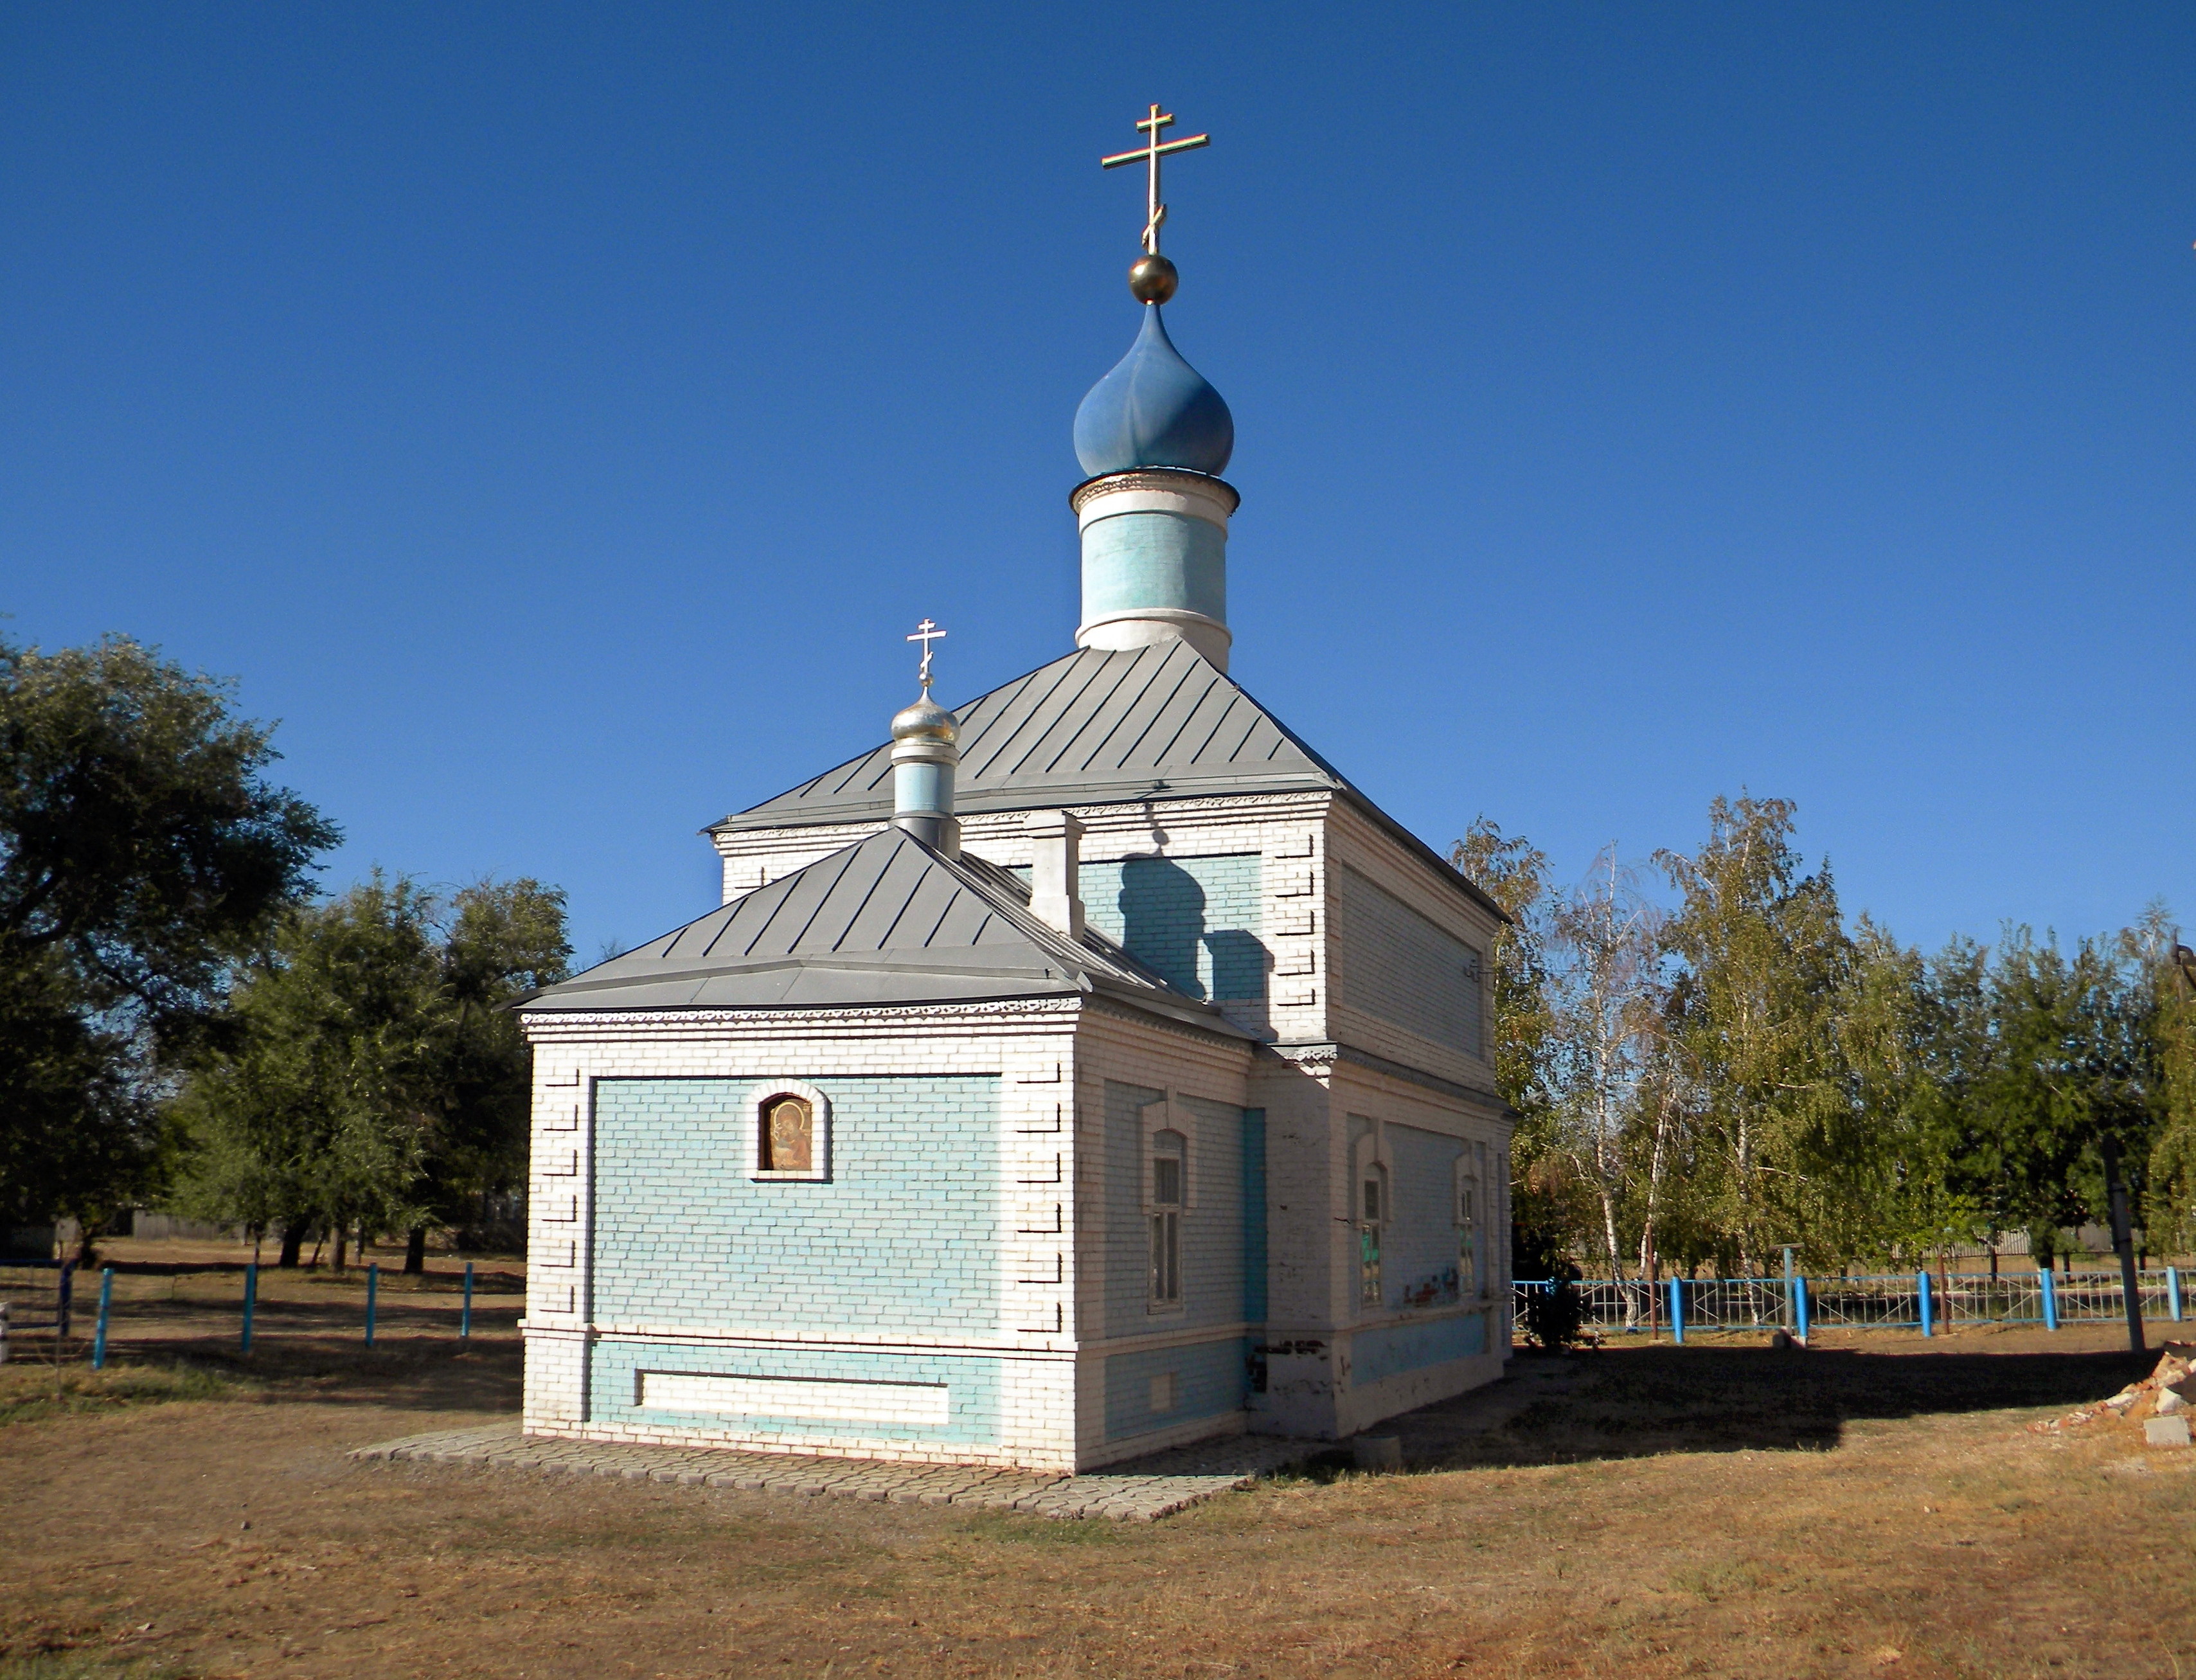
[350,1423,1316,1521]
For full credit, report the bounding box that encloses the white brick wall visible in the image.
[639,775,1524,1461]
[520,993,1266,1471]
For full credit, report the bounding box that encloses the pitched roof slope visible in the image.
[518,826,1249,1032]
[713,641,1346,831]
[711,640,1506,923]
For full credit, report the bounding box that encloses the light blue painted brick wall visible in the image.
[587,1338,1004,1445]
[1241,1109,1267,1325]
[1016,853,1264,1001]
[1103,1337,1251,1441]
[591,1076,1001,1337]
[1385,1123,1465,1311]
[1352,1312,1487,1387]
[1101,1082,1249,1339]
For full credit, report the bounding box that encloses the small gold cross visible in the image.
[1102,103,1211,255]
[906,618,947,690]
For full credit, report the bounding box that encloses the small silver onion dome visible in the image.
[891,693,958,744]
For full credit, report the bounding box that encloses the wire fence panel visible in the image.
[1683,1278,1794,1330]
[2049,1271,2176,1323]
[1515,1269,2191,1335]
[0,1260,72,1336]
[1802,1278,1920,1328]
[1569,1280,1660,1331]
[1933,1275,2044,1326]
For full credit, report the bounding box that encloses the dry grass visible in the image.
[3,1323,2192,1679]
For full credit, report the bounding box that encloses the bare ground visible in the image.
[3,1305,2192,1680]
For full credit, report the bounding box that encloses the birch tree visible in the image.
[1541,846,1663,1278]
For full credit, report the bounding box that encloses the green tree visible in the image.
[1835,921,1990,1268]
[0,634,337,1245]
[0,953,157,1239]
[402,879,571,1269]
[174,875,445,1265]
[174,874,569,1267]
[1957,925,2163,1271]
[2142,927,2196,1256]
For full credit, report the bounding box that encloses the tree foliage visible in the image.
[173,875,569,1263]
[1460,794,2190,1277]
[1452,820,1561,1240]
[0,634,337,1235]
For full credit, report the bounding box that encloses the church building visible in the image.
[516,111,1516,1473]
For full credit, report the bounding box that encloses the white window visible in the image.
[1359,1166,1386,1309]
[1458,1174,1481,1298]
[1148,1129,1184,1307]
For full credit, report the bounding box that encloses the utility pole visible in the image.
[2100,1134,2145,1356]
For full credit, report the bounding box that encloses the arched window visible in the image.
[1148,1129,1185,1307]
[1360,1163,1388,1309]
[749,1082,831,1181]
[1458,1172,1481,1298]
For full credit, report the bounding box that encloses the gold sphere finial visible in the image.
[1129,253,1179,305]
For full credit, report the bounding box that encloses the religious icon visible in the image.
[762,1095,812,1172]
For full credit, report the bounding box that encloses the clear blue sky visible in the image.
[6,4,2192,961]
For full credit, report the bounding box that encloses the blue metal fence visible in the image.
[1517,1267,2190,1336]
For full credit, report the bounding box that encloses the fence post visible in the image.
[1669,1276,1685,1345]
[1794,1274,1810,1341]
[92,1267,113,1370]
[2040,1268,2058,1332]
[57,1260,75,1340]
[1918,1269,1933,1337]
[0,1300,8,1363]
[241,1262,258,1354]
[461,1261,474,1340]
[2169,1267,2183,1324]
[364,1262,379,1348]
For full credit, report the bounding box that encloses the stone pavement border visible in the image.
[350,1424,1317,1522]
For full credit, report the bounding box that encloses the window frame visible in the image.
[1359,1161,1388,1310]
[1146,1125,1186,1312]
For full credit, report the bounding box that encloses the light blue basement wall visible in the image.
[587,1338,1004,1447]
[1352,1313,1487,1386]
[1103,1337,1251,1442]
[591,1075,1001,1336]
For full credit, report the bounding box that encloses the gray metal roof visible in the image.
[710,640,1506,924]
[519,826,1251,1033]
[713,641,1347,830]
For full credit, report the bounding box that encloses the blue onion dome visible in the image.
[1072,306,1234,478]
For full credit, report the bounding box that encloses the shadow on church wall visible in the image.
[1204,930,1268,1003]
[1116,856,1269,1003]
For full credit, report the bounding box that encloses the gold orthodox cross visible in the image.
[907,618,947,690]
[1102,104,1210,255]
